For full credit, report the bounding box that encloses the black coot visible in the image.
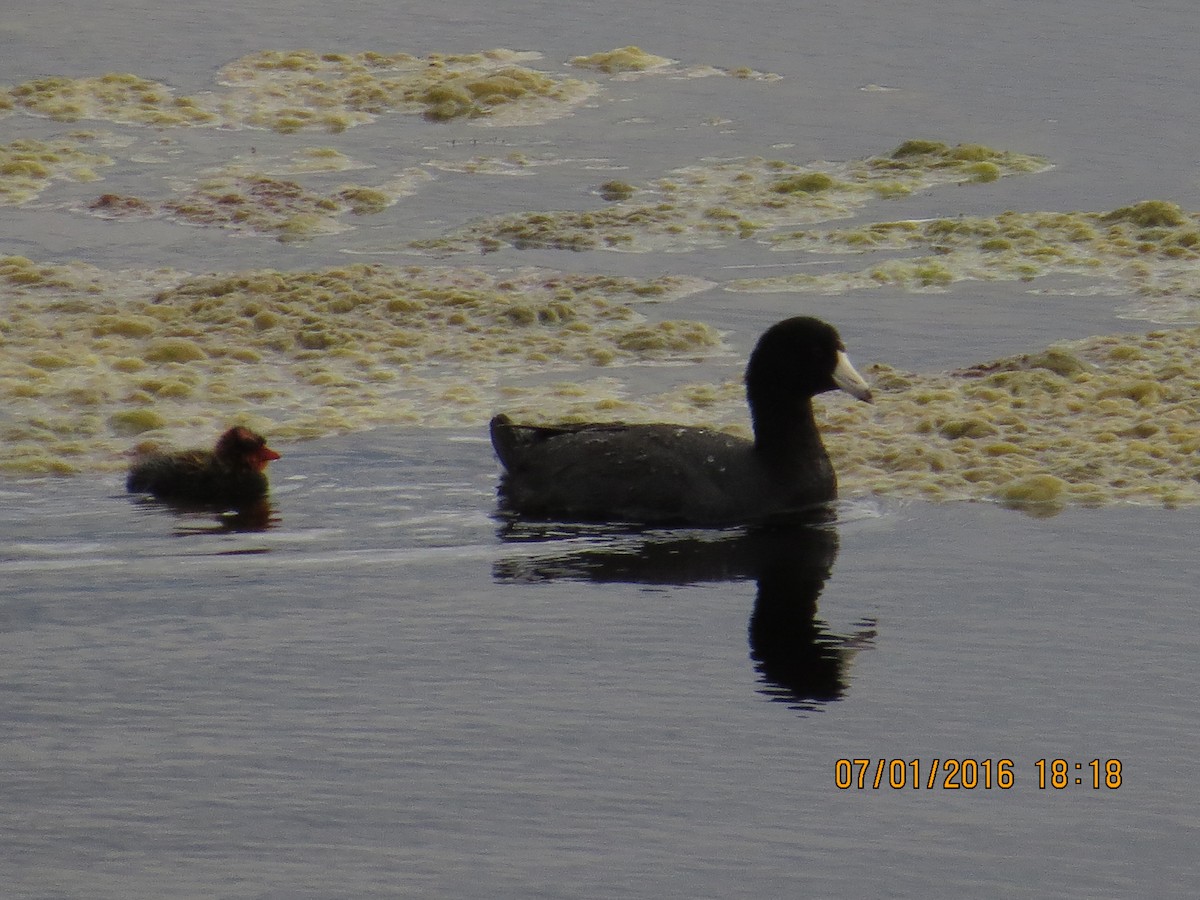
[490,316,873,525]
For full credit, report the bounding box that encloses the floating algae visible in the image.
[598,180,637,201]
[413,141,1049,255]
[213,48,596,130]
[82,159,432,240]
[2,45,783,136]
[88,193,155,217]
[7,72,219,126]
[3,48,596,133]
[0,137,115,205]
[820,327,1200,509]
[739,199,1200,321]
[568,46,779,81]
[160,170,422,240]
[992,474,1069,512]
[0,257,715,474]
[569,46,675,74]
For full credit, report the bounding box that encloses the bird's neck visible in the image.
[751,396,827,463]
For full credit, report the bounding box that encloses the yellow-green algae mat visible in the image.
[0,137,434,241]
[0,49,596,132]
[0,45,772,135]
[2,255,1198,511]
[412,140,1051,255]
[734,198,1200,322]
[835,329,1200,510]
[0,135,116,205]
[0,257,717,474]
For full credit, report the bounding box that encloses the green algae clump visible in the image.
[938,418,999,440]
[993,473,1068,510]
[569,46,674,74]
[599,180,636,202]
[109,408,167,435]
[875,140,1047,179]
[144,338,208,363]
[964,162,1001,183]
[1101,200,1187,228]
[419,67,564,120]
[336,186,394,216]
[613,321,721,354]
[93,315,158,338]
[890,139,950,158]
[771,172,836,194]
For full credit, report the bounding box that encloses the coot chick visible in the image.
[126,425,281,507]
[490,316,873,526]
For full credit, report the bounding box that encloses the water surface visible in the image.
[2,1,1199,896]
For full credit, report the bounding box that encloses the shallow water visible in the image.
[3,1,1200,897]
[3,430,1197,898]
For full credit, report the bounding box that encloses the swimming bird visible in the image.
[126,425,281,507]
[490,316,873,525]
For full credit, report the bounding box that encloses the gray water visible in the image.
[3,1,1199,897]
[4,431,1197,897]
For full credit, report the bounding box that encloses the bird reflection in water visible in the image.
[745,525,875,710]
[131,496,279,536]
[494,516,876,712]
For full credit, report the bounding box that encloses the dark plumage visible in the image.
[490,316,873,526]
[126,425,281,507]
